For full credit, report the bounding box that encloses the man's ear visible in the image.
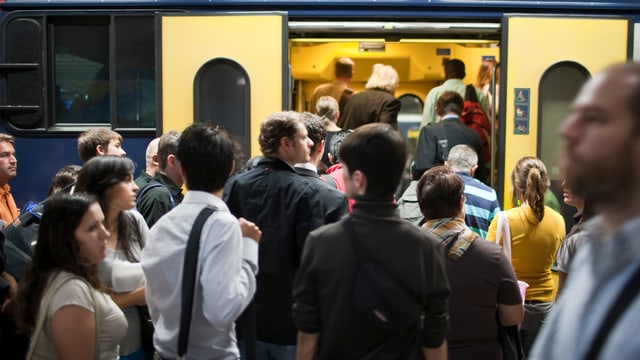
[328,153,335,165]
[151,154,159,166]
[228,160,236,176]
[316,139,326,156]
[95,144,105,156]
[470,164,478,177]
[352,169,367,195]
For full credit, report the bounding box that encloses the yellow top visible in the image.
[487,205,565,302]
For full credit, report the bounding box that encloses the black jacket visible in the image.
[293,200,450,359]
[295,166,348,224]
[223,157,325,344]
[413,117,487,184]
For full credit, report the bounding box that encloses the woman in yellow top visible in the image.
[486,156,565,356]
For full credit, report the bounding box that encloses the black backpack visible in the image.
[342,217,423,334]
[3,203,43,281]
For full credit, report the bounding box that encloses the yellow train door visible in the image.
[499,16,630,208]
[157,13,288,158]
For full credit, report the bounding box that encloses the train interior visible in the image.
[288,20,501,162]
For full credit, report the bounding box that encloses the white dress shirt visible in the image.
[141,191,258,359]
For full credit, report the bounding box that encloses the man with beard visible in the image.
[530,62,640,359]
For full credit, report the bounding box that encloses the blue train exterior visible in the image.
[0,0,639,208]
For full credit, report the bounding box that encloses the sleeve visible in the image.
[486,216,498,242]
[420,237,450,348]
[199,214,258,327]
[421,91,438,127]
[412,126,438,177]
[556,232,581,273]
[291,232,321,334]
[496,249,522,305]
[48,279,95,317]
[378,97,401,129]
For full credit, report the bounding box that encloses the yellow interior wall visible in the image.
[161,15,284,157]
[503,17,628,206]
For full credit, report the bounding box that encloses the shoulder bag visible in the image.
[494,211,525,360]
[177,206,216,360]
[26,272,99,360]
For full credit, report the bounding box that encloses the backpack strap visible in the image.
[465,84,479,102]
[136,182,176,209]
[583,263,640,360]
[178,206,216,359]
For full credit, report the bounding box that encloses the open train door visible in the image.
[157,12,288,158]
[499,16,631,214]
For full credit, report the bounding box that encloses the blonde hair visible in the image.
[475,59,498,88]
[365,64,399,93]
[511,156,550,222]
[316,96,339,127]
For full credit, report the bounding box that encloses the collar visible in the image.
[258,157,297,172]
[0,184,11,196]
[441,114,461,122]
[294,163,318,173]
[351,199,398,219]
[153,172,183,196]
[443,78,465,86]
[182,190,229,212]
[423,217,477,260]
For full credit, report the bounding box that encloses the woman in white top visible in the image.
[16,193,127,359]
[75,156,150,360]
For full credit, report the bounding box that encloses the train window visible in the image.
[539,61,589,234]
[398,94,424,115]
[538,61,589,180]
[194,58,251,156]
[2,14,156,132]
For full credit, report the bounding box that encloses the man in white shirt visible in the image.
[141,123,261,359]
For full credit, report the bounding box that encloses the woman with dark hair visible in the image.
[75,155,149,360]
[15,193,126,359]
[417,166,523,360]
[486,156,565,355]
[555,179,596,295]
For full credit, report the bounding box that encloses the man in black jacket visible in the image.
[412,91,487,184]
[224,111,324,360]
[293,123,450,360]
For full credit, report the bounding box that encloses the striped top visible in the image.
[457,172,500,238]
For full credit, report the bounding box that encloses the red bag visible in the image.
[462,85,491,164]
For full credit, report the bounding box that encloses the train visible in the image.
[0,0,639,230]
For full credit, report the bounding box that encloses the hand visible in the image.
[238,218,261,242]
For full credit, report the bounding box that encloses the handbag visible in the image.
[497,315,525,360]
[26,272,99,360]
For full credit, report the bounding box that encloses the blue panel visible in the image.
[0,125,151,208]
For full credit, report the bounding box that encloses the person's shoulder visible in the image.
[545,206,565,222]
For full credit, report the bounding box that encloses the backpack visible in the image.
[343,217,423,334]
[3,203,43,281]
[462,84,492,164]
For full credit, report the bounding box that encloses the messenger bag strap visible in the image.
[583,262,640,360]
[178,206,216,359]
[342,216,367,266]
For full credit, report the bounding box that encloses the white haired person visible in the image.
[338,63,401,130]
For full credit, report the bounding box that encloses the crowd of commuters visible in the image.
[0,60,638,360]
